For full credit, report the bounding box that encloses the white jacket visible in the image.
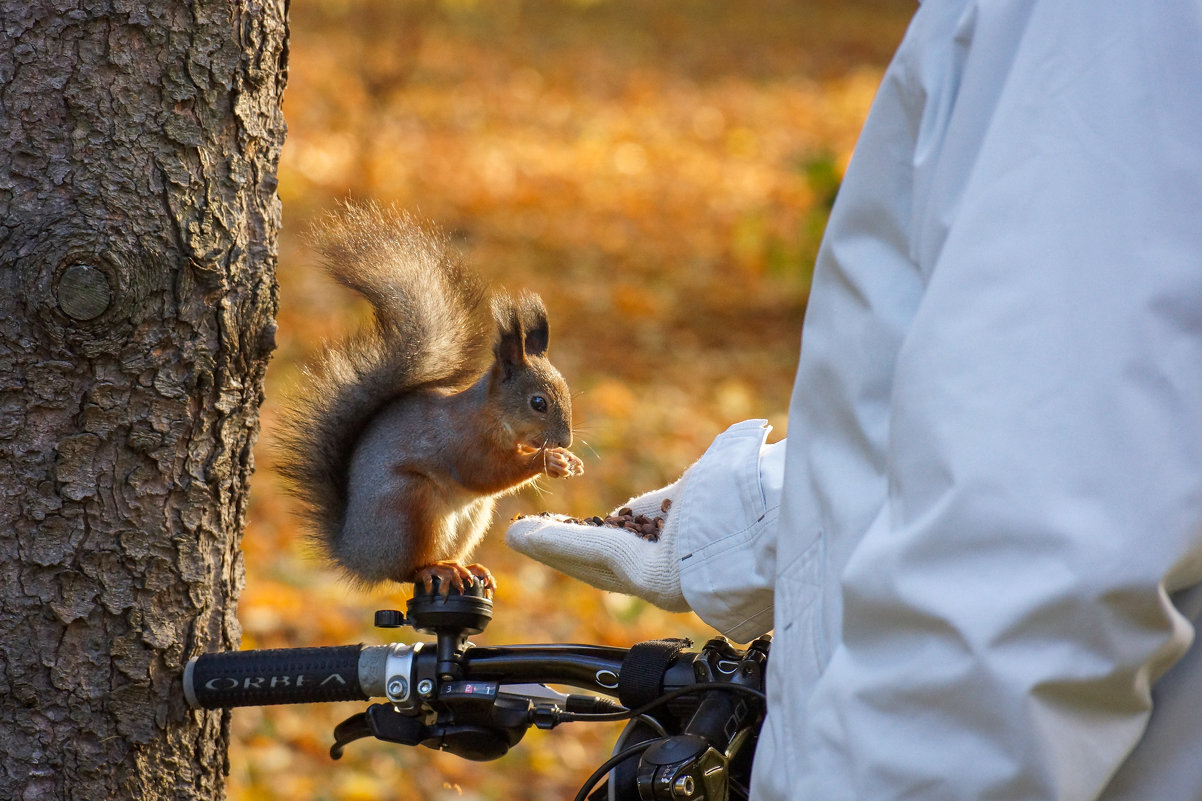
[677,1,1202,799]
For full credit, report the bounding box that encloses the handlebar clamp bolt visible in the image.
[386,677,408,700]
[417,679,435,697]
[672,775,696,799]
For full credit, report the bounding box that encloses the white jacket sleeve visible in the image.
[676,419,786,643]
[769,2,1202,801]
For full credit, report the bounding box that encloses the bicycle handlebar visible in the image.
[184,642,632,709]
[183,581,768,801]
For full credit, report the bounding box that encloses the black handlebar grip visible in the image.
[185,645,368,709]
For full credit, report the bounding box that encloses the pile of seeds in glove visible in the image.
[520,498,673,542]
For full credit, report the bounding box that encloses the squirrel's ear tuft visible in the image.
[518,290,550,357]
[492,291,526,376]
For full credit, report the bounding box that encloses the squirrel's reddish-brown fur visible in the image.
[276,202,582,591]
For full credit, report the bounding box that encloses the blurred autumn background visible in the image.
[235,1,912,799]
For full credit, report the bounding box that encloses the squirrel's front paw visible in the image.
[543,447,584,478]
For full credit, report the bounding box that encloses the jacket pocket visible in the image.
[774,531,826,690]
[752,530,826,796]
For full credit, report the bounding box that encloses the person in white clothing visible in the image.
[507,1,1202,798]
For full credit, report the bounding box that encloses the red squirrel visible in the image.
[276,202,582,594]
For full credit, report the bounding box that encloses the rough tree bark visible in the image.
[0,2,287,799]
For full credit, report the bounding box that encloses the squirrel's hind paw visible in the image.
[413,561,496,598]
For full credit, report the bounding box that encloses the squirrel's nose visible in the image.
[553,427,572,449]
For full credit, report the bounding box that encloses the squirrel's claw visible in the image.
[464,563,496,597]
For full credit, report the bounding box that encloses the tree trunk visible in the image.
[0,2,287,799]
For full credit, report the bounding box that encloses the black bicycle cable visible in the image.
[557,681,768,724]
[633,713,668,737]
[571,740,656,801]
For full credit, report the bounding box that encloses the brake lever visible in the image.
[333,687,536,762]
[331,704,427,759]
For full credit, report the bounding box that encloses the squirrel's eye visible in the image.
[530,395,548,413]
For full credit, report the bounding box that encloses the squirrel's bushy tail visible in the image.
[275,202,492,551]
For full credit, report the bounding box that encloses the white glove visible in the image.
[506,476,690,612]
